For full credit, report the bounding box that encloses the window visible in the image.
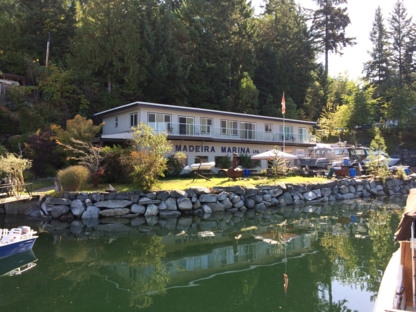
[115,116,118,128]
[265,124,272,132]
[240,122,256,139]
[195,156,208,164]
[220,120,237,136]
[200,117,212,134]
[130,113,138,127]
[279,125,293,140]
[148,113,171,132]
[298,128,307,142]
[179,116,194,135]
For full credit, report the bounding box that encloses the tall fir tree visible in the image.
[140,1,190,106]
[388,0,414,87]
[178,0,257,110]
[364,6,391,122]
[311,0,356,75]
[255,0,316,117]
[69,0,148,105]
[364,7,391,86]
[14,0,76,67]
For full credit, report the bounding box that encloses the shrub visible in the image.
[239,153,252,168]
[164,155,183,177]
[57,165,89,191]
[395,167,407,180]
[217,156,231,169]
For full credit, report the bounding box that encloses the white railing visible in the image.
[148,122,315,144]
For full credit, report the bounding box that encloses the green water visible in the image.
[0,197,405,312]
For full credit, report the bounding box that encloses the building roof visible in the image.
[94,101,317,126]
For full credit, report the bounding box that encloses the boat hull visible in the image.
[0,238,37,259]
[0,250,36,276]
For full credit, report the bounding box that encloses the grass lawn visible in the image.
[29,179,55,191]
[67,175,330,193]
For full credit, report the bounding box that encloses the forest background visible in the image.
[1,0,416,178]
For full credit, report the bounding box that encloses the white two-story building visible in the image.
[94,101,317,169]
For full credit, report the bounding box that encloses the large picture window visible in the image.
[298,128,307,142]
[200,118,212,134]
[179,116,194,135]
[240,122,256,139]
[148,113,172,132]
[220,120,237,136]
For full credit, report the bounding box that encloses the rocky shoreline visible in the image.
[38,177,415,222]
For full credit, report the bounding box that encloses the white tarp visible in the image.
[251,149,298,160]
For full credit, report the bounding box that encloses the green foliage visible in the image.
[57,138,108,177]
[239,153,252,168]
[255,0,316,115]
[268,146,288,180]
[23,126,63,178]
[312,0,356,73]
[0,153,32,185]
[69,0,147,100]
[366,127,389,181]
[52,114,103,147]
[370,127,387,151]
[38,65,89,125]
[217,156,232,169]
[129,123,172,191]
[57,165,90,192]
[101,145,132,183]
[18,106,45,134]
[164,155,183,177]
[130,151,163,191]
[0,144,7,156]
[238,72,258,114]
[394,166,407,180]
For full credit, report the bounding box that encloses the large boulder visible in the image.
[99,208,130,217]
[81,206,100,219]
[70,199,86,217]
[50,205,70,219]
[94,200,132,209]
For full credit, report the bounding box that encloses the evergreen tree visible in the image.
[237,72,258,114]
[14,0,76,67]
[255,0,316,117]
[69,0,148,104]
[364,7,391,86]
[388,0,414,86]
[364,7,391,122]
[140,1,189,105]
[311,0,356,75]
[178,0,257,110]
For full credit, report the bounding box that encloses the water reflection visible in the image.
[0,197,406,311]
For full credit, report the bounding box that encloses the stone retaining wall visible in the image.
[39,177,416,221]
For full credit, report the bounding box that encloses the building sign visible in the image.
[175,144,260,154]
[296,149,305,157]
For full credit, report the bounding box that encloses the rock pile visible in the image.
[39,177,416,221]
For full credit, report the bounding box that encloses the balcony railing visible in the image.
[147,122,316,144]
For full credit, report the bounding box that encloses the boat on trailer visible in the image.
[0,226,38,259]
[373,188,416,312]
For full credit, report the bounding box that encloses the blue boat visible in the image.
[0,226,38,259]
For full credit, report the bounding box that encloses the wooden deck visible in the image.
[0,183,34,204]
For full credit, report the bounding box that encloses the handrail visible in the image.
[0,182,33,202]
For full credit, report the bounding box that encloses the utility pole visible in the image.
[45,32,50,67]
